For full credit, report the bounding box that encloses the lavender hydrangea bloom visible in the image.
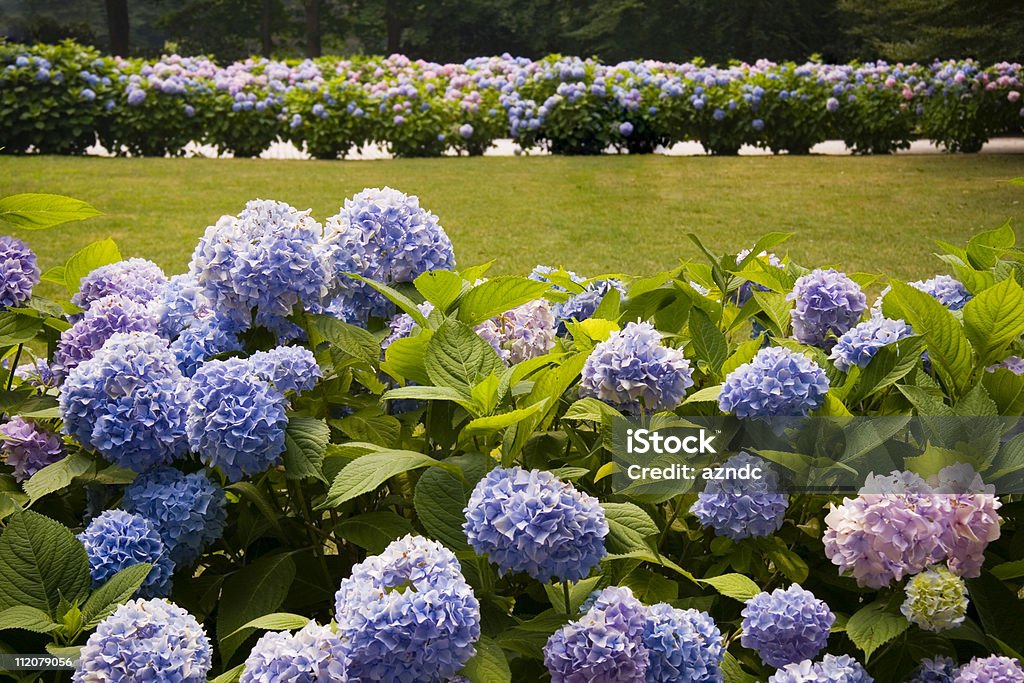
[240,622,350,683]
[325,188,456,323]
[552,279,626,334]
[382,302,435,349]
[986,356,1024,375]
[901,566,969,632]
[788,269,867,347]
[908,657,959,683]
[544,586,649,683]
[768,654,873,683]
[953,656,1024,683]
[475,300,557,364]
[249,346,322,394]
[60,332,189,472]
[580,321,694,412]
[0,235,39,308]
[78,510,175,598]
[909,276,971,311]
[55,294,160,378]
[15,357,58,391]
[741,584,835,668]
[186,357,288,483]
[123,467,227,566]
[73,598,212,682]
[464,466,608,582]
[718,346,828,418]
[691,452,788,541]
[72,258,167,310]
[155,273,210,338]
[828,315,913,372]
[170,314,243,377]
[189,199,333,333]
[643,603,724,683]
[0,417,65,482]
[333,535,480,682]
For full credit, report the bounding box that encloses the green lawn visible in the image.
[3,154,1023,282]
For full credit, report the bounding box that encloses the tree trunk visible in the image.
[304,0,321,58]
[261,0,274,57]
[386,0,402,54]
[104,0,130,56]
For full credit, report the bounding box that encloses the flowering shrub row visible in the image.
[0,187,1022,682]
[1,41,1023,157]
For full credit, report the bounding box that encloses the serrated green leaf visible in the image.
[64,239,121,295]
[425,319,504,395]
[414,270,465,313]
[0,193,102,230]
[543,576,603,615]
[0,311,43,346]
[562,397,624,422]
[307,314,380,366]
[319,450,441,509]
[966,221,1015,269]
[336,511,414,554]
[208,664,245,683]
[751,289,791,337]
[0,606,59,633]
[846,600,909,661]
[456,276,550,326]
[217,553,296,664]
[688,308,728,376]
[462,401,548,438]
[601,502,659,554]
[81,563,152,627]
[283,416,329,482]
[336,413,401,448]
[461,635,511,683]
[227,612,310,639]
[381,329,433,385]
[698,573,761,601]
[414,453,493,549]
[962,277,1024,365]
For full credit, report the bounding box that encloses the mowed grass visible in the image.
[2,154,1023,282]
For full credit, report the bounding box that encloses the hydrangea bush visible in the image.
[0,189,1021,683]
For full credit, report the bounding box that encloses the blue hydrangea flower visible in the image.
[186,357,288,483]
[828,315,913,372]
[987,356,1024,375]
[240,622,350,683]
[249,346,322,394]
[333,535,480,682]
[189,200,333,334]
[741,584,835,668]
[0,235,39,308]
[954,656,1024,683]
[643,603,724,683]
[78,510,175,598]
[475,300,557,364]
[55,294,160,378]
[464,466,608,583]
[719,346,829,418]
[325,187,456,323]
[123,467,227,567]
[901,566,969,632]
[690,452,788,541]
[73,598,212,682]
[909,276,971,311]
[14,357,58,392]
[768,654,873,683]
[788,269,866,347]
[908,656,959,683]
[0,416,65,482]
[60,331,189,472]
[545,586,649,683]
[72,258,168,310]
[169,313,243,378]
[552,279,626,335]
[155,273,210,338]
[580,321,694,412]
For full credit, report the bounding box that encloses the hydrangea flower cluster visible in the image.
[828,314,913,372]
[768,654,873,683]
[169,314,243,376]
[909,275,972,310]
[788,269,867,348]
[123,467,228,566]
[907,656,959,683]
[718,346,829,418]
[325,187,455,322]
[333,535,480,682]
[740,584,835,668]
[60,331,189,472]
[474,299,557,364]
[186,357,288,482]
[0,235,39,308]
[551,278,626,334]
[463,466,608,582]
[987,355,1024,375]
[953,656,1024,683]
[73,598,212,682]
[901,566,969,632]
[78,510,175,598]
[71,257,167,310]
[580,321,694,412]
[55,293,160,378]
[155,272,210,337]
[643,602,725,683]
[0,416,65,482]
[189,199,333,333]
[690,452,788,540]
[249,345,323,394]
[240,622,350,683]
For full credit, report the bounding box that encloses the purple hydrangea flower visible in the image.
[740,584,835,668]
[552,279,626,335]
[14,357,58,392]
[643,603,724,683]
[72,258,167,310]
[155,273,210,338]
[909,276,971,311]
[464,466,609,583]
[169,314,243,377]
[249,345,322,394]
[690,452,788,541]
[953,656,1024,683]
[768,654,872,683]
[829,314,913,372]
[78,510,175,598]
[126,88,146,106]
[788,269,866,347]
[619,121,635,136]
[0,417,65,482]
[60,331,189,472]
[580,321,694,412]
[240,622,350,683]
[718,346,828,418]
[986,356,1024,375]
[122,467,227,566]
[73,599,212,682]
[333,535,480,682]
[0,235,39,308]
[382,302,435,349]
[475,299,557,364]
[908,656,959,683]
[55,294,160,378]
[459,123,474,139]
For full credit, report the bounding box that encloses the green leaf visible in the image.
[217,553,296,664]
[722,334,765,377]
[0,193,102,230]
[461,635,511,683]
[846,600,910,662]
[80,563,152,628]
[991,559,1024,580]
[227,481,285,537]
[425,319,504,395]
[966,221,1015,269]
[698,573,761,602]
[688,308,728,376]
[227,612,310,639]
[0,511,91,619]
[562,397,624,422]
[348,275,430,327]
[543,576,604,614]
[319,450,441,509]
[456,276,550,326]
[336,511,414,554]
[63,239,121,295]
[601,502,659,554]
[414,453,493,549]
[336,413,401,448]
[283,417,329,482]
[846,337,924,405]
[415,270,465,313]
[751,289,791,337]
[40,265,66,287]
[764,544,810,583]
[684,384,722,404]
[983,368,1024,415]
[0,606,59,633]
[0,311,43,346]
[208,664,245,683]
[382,330,433,385]
[382,385,469,404]
[307,314,380,366]
[462,401,548,438]
[966,571,1024,652]
[721,651,759,683]
[962,277,1024,365]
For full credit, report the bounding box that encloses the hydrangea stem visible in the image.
[562,580,571,615]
